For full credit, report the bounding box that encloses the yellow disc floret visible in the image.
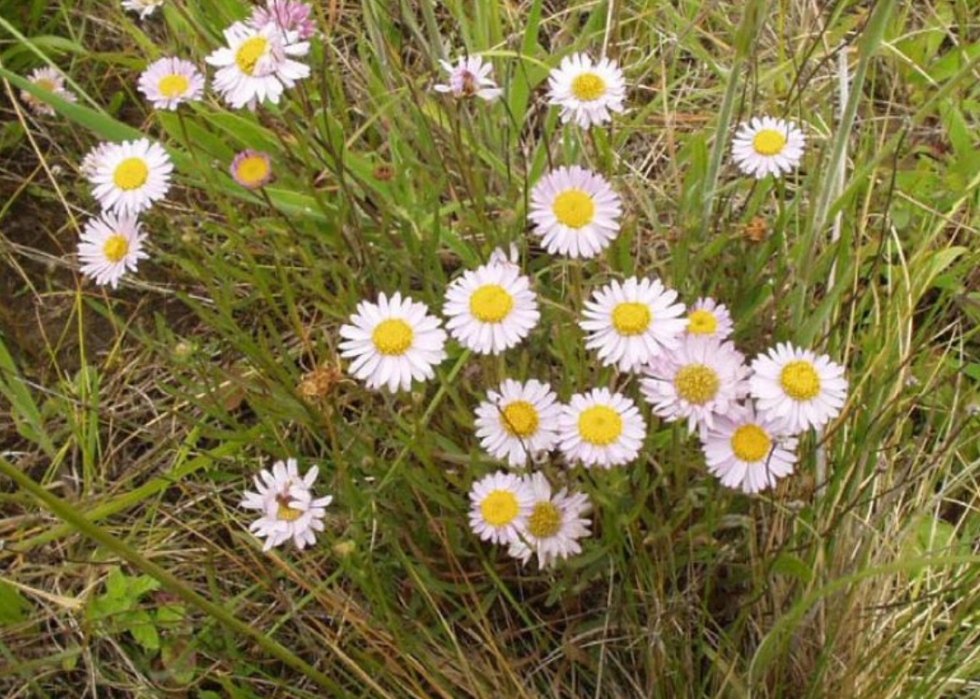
[102,234,130,263]
[570,72,606,102]
[526,501,562,539]
[371,319,414,356]
[501,400,539,437]
[611,302,651,336]
[687,309,718,335]
[673,364,720,405]
[752,129,787,156]
[779,360,821,401]
[113,158,149,191]
[469,284,514,323]
[552,189,595,229]
[235,36,268,76]
[480,490,519,527]
[730,424,771,463]
[158,73,189,98]
[577,405,623,446]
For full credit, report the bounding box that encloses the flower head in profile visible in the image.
[77,211,148,289]
[749,342,847,434]
[731,116,806,179]
[701,404,798,494]
[84,138,173,216]
[122,0,165,18]
[138,57,205,110]
[508,473,592,568]
[206,21,310,110]
[487,243,520,269]
[443,262,539,355]
[468,471,533,545]
[434,54,502,101]
[580,277,687,372]
[641,335,749,437]
[558,388,646,469]
[547,53,626,129]
[20,67,76,116]
[685,297,734,340]
[338,292,447,393]
[250,0,317,40]
[474,379,561,467]
[241,458,333,551]
[528,166,622,259]
[230,149,273,189]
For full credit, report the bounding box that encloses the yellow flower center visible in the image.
[234,155,271,188]
[35,78,56,92]
[112,157,149,191]
[469,284,513,323]
[235,36,268,76]
[730,424,772,463]
[102,234,129,263]
[480,490,519,527]
[687,309,718,335]
[371,319,414,356]
[673,364,720,405]
[276,497,303,522]
[610,302,651,336]
[526,501,562,539]
[779,360,821,401]
[158,73,189,98]
[578,405,623,446]
[551,189,595,229]
[501,400,539,437]
[570,72,606,102]
[752,129,787,156]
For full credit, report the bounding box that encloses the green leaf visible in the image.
[128,610,161,651]
[0,580,29,625]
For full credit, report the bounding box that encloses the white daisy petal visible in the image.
[20,67,76,116]
[83,138,173,215]
[434,53,502,101]
[701,404,798,493]
[77,211,149,289]
[508,473,592,568]
[138,57,205,111]
[468,471,533,545]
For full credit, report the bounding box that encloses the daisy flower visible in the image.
[338,291,447,393]
[528,166,622,259]
[77,211,148,289]
[206,21,310,110]
[685,297,734,340]
[580,277,687,371]
[641,335,749,436]
[731,116,806,179]
[443,262,539,355]
[749,342,848,434]
[508,473,591,568]
[84,138,173,216]
[137,57,205,110]
[250,0,317,40]
[468,471,533,545]
[547,52,626,129]
[558,388,646,469]
[122,0,165,18]
[701,405,798,494]
[434,54,502,101]
[241,458,333,551]
[20,67,75,116]
[474,379,561,467]
[230,149,273,189]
